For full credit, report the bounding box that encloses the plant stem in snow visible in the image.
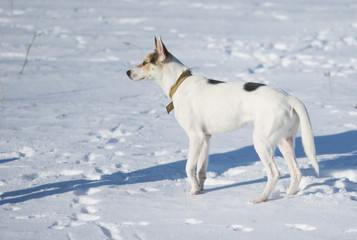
[20,32,37,75]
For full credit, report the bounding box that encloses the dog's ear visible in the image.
[156,36,170,62]
[154,36,158,49]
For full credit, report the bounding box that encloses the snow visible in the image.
[0,0,357,239]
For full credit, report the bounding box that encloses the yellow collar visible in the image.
[166,69,192,114]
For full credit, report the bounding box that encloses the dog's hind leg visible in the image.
[278,137,302,196]
[252,134,280,204]
[196,134,211,191]
[186,134,205,195]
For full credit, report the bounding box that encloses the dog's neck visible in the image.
[155,57,190,98]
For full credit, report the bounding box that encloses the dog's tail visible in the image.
[288,96,319,176]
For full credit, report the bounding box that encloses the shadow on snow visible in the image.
[1,130,356,205]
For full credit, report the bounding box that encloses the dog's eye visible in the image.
[142,61,148,66]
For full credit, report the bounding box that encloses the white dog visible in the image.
[127,36,319,203]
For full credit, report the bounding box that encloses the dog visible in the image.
[127,36,319,203]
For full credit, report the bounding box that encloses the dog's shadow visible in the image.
[1,130,356,205]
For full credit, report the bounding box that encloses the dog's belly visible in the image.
[202,110,254,134]
[175,98,255,135]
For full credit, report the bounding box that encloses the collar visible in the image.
[166,69,192,114]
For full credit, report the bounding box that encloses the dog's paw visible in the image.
[189,188,201,195]
[252,198,266,204]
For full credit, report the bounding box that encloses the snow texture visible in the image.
[1,0,357,239]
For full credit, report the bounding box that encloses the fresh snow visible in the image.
[1,0,357,239]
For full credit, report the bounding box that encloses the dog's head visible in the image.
[126,36,172,81]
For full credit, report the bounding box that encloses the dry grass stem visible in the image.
[20,32,38,75]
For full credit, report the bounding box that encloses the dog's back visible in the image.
[173,76,293,135]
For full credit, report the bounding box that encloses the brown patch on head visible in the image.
[138,50,168,71]
[147,50,172,64]
[139,51,157,66]
[148,51,159,64]
[137,48,172,72]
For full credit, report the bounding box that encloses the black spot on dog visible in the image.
[243,82,266,92]
[208,79,225,84]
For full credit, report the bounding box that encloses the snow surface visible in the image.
[1,0,357,239]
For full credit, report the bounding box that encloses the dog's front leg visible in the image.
[186,135,204,195]
[196,134,211,191]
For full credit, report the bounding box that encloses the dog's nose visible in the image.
[126,70,131,77]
